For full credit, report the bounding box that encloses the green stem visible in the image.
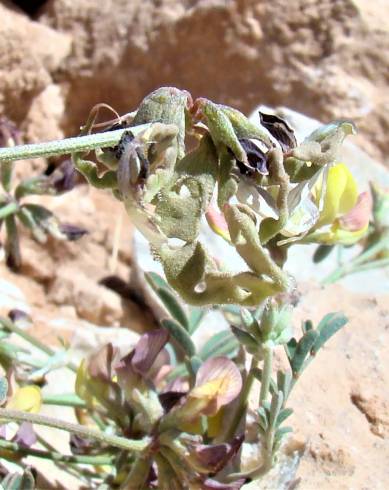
[322,234,389,285]
[259,346,273,405]
[225,357,259,440]
[0,201,18,219]
[0,317,78,373]
[42,393,86,408]
[1,316,54,356]
[350,257,389,273]
[0,438,114,466]
[0,408,149,452]
[35,434,93,482]
[0,125,149,162]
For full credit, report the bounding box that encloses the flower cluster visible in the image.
[73,88,369,308]
[75,329,244,489]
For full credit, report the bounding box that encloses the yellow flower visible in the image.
[304,163,371,245]
[7,385,42,413]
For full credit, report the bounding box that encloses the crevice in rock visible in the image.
[9,0,48,17]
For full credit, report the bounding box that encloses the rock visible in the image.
[0,2,71,124]
[48,267,123,325]
[36,0,389,164]
[23,84,66,143]
[289,283,389,489]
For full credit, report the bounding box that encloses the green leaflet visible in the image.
[161,319,196,358]
[290,329,318,375]
[199,330,239,360]
[312,312,348,355]
[157,288,189,330]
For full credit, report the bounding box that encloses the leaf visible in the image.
[7,385,42,413]
[312,312,348,355]
[4,215,21,271]
[301,320,314,334]
[157,288,189,330]
[188,307,205,334]
[276,370,292,400]
[161,319,196,357]
[240,308,255,330]
[230,325,258,353]
[1,469,35,490]
[275,407,293,427]
[199,331,239,360]
[274,426,293,448]
[27,349,69,382]
[291,330,319,375]
[221,305,242,325]
[0,469,35,490]
[313,244,334,263]
[12,422,37,448]
[145,271,170,292]
[284,338,297,365]
[0,376,8,405]
[257,406,269,432]
[132,329,170,375]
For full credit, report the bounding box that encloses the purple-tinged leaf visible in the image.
[190,434,244,473]
[132,329,170,375]
[88,343,118,381]
[49,160,77,193]
[12,422,36,448]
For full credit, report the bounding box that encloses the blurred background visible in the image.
[0,0,388,164]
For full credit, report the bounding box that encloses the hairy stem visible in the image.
[259,346,273,405]
[0,125,149,162]
[0,408,149,452]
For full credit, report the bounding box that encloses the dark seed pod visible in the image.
[235,138,269,177]
[259,112,297,152]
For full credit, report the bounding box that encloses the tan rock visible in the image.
[48,266,123,325]
[0,2,71,124]
[37,0,389,164]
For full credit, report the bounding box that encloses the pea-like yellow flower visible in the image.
[7,385,42,413]
[303,163,372,245]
